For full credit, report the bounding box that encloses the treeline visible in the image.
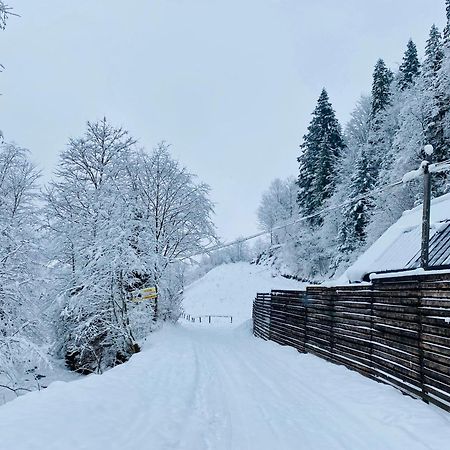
[257,1,450,281]
[0,1,218,401]
[0,119,216,399]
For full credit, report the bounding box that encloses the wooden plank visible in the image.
[422,384,450,407]
[333,343,372,366]
[371,334,419,356]
[373,323,419,339]
[371,358,422,387]
[373,347,420,371]
[422,324,450,338]
[423,358,450,377]
[423,366,450,387]
[422,341,450,358]
[423,374,450,397]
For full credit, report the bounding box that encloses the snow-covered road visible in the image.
[1,322,450,450]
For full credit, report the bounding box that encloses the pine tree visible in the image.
[434,0,450,193]
[424,4,450,193]
[422,26,445,166]
[398,39,420,90]
[339,60,393,255]
[297,89,345,222]
[444,0,450,45]
[371,59,394,118]
[338,147,377,253]
[424,25,444,76]
[367,59,394,178]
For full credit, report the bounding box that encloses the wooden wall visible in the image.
[252,272,450,412]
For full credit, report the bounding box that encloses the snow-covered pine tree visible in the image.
[338,60,394,251]
[338,147,377,254]
[370,59,394,119]
[415,25,445,174]
[297,89,345,223]
[365,23,447,246]
[367,59,395,177]
[398,39,420,90]
[432,4,450,192]
[444,0,450,44]
[334,97,373,258]
[424,24,444,77]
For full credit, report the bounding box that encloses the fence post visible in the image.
[421,161,432,269]
[369,284,374,375]
[269,291,274,341]
[303,290,309,353]
[330,289,336,356]
[417,280,428,403]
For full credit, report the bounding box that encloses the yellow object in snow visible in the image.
[130,286,157,302]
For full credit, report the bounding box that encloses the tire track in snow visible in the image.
[234,337,439,450]
[1,324,450,450]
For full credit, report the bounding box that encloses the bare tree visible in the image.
[45,118,140,374]
[0,1,13,30]
[128,142,217,320]
[0,142,46,402]
[45,122,216,372]
[257,177,298,245]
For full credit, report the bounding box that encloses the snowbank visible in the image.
[182,262,306,325]
[1,264,450,449]
[1,325,450,449]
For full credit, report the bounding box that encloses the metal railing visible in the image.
[181,313,233,324]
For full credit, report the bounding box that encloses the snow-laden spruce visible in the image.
[256,3,450,282]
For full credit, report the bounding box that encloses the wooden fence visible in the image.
[253,271,450,412]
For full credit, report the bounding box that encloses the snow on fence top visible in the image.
[341,193,450,283]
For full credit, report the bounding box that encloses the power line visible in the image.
[180,158,450,261]
[181,178,402,260]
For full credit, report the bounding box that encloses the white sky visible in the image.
[0,0,447,241]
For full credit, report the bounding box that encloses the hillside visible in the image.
[182,262,305,324]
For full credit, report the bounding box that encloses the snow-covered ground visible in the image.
[1,262,450,450]
[182,262,305,325]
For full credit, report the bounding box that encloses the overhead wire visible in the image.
[180,158,450,261]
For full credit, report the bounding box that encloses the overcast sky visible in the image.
[0,0,447,241]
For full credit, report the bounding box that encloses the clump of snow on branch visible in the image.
[43,119,216,375]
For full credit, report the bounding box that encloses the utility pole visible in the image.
[421,145,434,270]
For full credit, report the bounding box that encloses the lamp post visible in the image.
[421,144,434,270]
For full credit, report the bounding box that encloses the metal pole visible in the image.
[421,161,431,269]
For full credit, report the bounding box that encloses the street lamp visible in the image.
[421,144,433,269]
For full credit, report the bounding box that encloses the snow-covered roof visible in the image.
[342,193,450,283]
